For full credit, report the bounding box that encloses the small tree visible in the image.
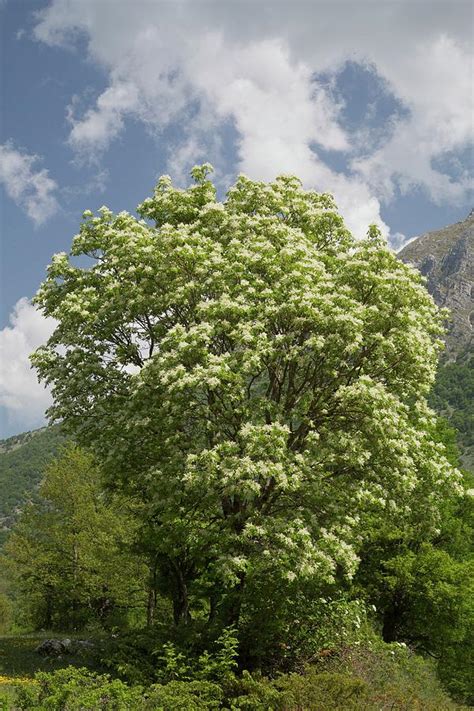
[32,166,460,636]
[4,445,147,630]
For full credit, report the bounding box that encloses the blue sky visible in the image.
[0,0,473,437]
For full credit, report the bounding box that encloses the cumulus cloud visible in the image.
[0,298,56,433]
[32,0,473,240]
[67,82,139,157]
[0,142,59,224]
[353,35,474,206]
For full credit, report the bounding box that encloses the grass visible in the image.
[0,633,101,709]
[0,633,100,678]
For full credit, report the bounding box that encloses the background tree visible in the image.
[32,166,461,643]
[0,425,66,547]
[354,421,474,704]
[3,445,147,630]
[430,348,474,469]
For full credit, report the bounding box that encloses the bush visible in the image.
[100,628,159,684]
[221,671,281,710]
[101,626,239,687]
[275,670,369,710]
[13,639,462,711]
[0,593,12,634]
[14,667,143,710]
[238,587,372,673]
[144,680,222,710]
[304,642,460,710]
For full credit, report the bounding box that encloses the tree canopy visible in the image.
[3,445,146,630]
[32,166,461,631]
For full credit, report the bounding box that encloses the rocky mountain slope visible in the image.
[399,211,473,469]
[399,210,473,359]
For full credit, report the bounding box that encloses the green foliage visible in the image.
[302,641,461,710]
[3,166,468,706]
[0,426,66,547]
[31,166,460,648]
[222,671,282,710]
[99,628,160,684]
[238,583,372,673]
[428,416,462,467]
[438,637,474,706]
[0,593,12,634]
[13,667,223,711]
[275,670,370,710]
[144,680,222,710]
[430,349,474,468]
[155,628,239,685]
[354,458,474,705]
[103,627,239,687]
[2,445,147,631]
[14,667,144,710]
[11,641,462,711]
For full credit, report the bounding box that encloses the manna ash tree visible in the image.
[32,166,461,633]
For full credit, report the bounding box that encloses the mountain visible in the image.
[398,210,473,359]
[399,211,473,469]
[0,425,67,545]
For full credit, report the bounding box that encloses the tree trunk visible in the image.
[220,572,246,628]
[172,572,191,626]
[44,586,53,629]
[146,588,157,627]
[208,592,218,624]
[382,599,401,642]
[146,556,159,627]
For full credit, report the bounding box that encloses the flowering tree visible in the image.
[32,166,460,629]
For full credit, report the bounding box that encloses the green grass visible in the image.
[0,633,102,709]
[0,634,100,679]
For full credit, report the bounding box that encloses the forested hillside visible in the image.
[0,426,66,546]
[430,348,474,470]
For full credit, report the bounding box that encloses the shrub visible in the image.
[154,628,239,685]
[304,642,460,710]
[0,593,12,634]
[144,680,222,710]
[13,640,461,711]
[14,667,143,710]
[221,670,281,710]
[275,670,369,710]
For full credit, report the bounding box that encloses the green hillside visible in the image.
[0,426,67,545]
[431,348,474,470]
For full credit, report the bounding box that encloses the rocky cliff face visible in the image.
[399,212,474,470]
[398,211,473,359]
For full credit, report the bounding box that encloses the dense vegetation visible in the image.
[0,426,66,546]
[430,347,474,469]
[1,168,472,709]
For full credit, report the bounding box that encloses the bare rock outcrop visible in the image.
[399,210,473,359]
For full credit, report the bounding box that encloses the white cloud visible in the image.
[353,35,473,206]
[33,1,473,240]
[0,142,59,225]
[390,232,414,253]
[0,298,56,433]
[67,82,139,157]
